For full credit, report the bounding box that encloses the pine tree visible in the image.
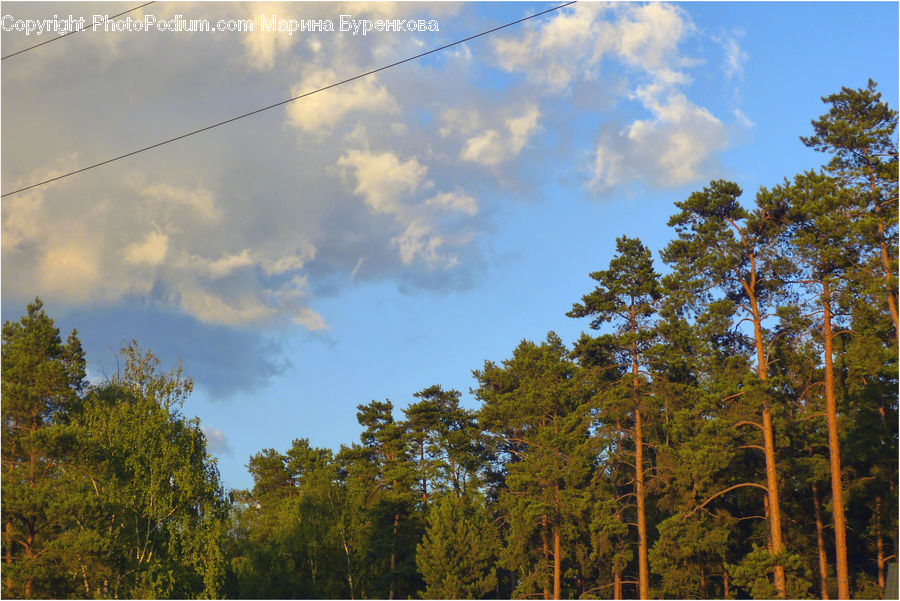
[760,171,859,598]
[1,298,86,598]
[661,182,793,597]
[568,236,662,599]
[802,79,899,343]
[416,494,499,599]
[475,333,591,600]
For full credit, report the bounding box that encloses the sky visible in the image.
[2,1,897,491]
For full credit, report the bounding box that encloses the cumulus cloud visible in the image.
[425,190,478,216]
[1,168,325,330]
[591,90,729,191]
[240,2,301,70]
[461,105,540,167]
[337,150,428,214]
[492,3,692,92]
[1,1,743,394]
[124,231,169,265]
[337,149,478,269]
[490,2,737,194]
[493,3,608,92]
[287,68,399,134]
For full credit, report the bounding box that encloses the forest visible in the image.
[2,81,897,600]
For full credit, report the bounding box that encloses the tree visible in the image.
[475,333,591,600]
[760,171,859,598]
[661,182,792,597]
[404,385,485,506]
[416,494,498,599]
[351,400,421,599]
[74,341,229,598]
[1,298,86,598]
[568,236,662,599]
[801,79,899,343]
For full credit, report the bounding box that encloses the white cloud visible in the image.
[591,91,729,191]
[461,105,540,166]
[38,239,103,303]
[733,108,755,130]
[426,191,478,216]
[140,182,220,222]
[716,29,748,79]
[615,3,691,84]
[492,3,692,92]
[493,3,607,92]
[240,2,301,70]
[439,108,482,138]
[2,188,46,252]
[337,149,479,269]
[286,68,398,134]
[177,286,276,326]
[337,149,428,214]
[392,219,458,268]
[491,2,734,192]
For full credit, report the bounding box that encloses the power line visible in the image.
[1,1,576,198]
[1,2,157,60]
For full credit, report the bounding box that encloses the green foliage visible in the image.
[2,302,226,599]
[416,494,498,599]
[728,546,813,599]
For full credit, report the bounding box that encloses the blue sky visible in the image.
[2,1,897,490]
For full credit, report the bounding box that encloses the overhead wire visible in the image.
[1,1,577,198]
[1,2,157,60]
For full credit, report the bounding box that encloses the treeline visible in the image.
[2,81,896,599]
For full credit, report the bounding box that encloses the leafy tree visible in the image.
[347,400,421,599]
[229,439,347,599]
[2,306,227,600]
[74,341,229,599]
[403,385,484,506]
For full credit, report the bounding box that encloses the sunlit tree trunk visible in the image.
[813,484,830,600]
[822,281,850,599]
[633,339,650,600]
[750,282,786,597]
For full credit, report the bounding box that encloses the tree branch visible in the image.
[683,482,769,520]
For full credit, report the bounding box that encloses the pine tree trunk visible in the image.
[553,528,561,600]
[750,287,786,598]
[420,441,427,506]
[822,281,850,599]
[5,520,13,595]
[723,565,730,599]
[813,484,830,600]
[876,497,885,589]
[614,569,622,600]
[554,480,562,600]
[635,407,649,600]
[632,339,650,600]
[542,515,551,600]
[389,511,399,600]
